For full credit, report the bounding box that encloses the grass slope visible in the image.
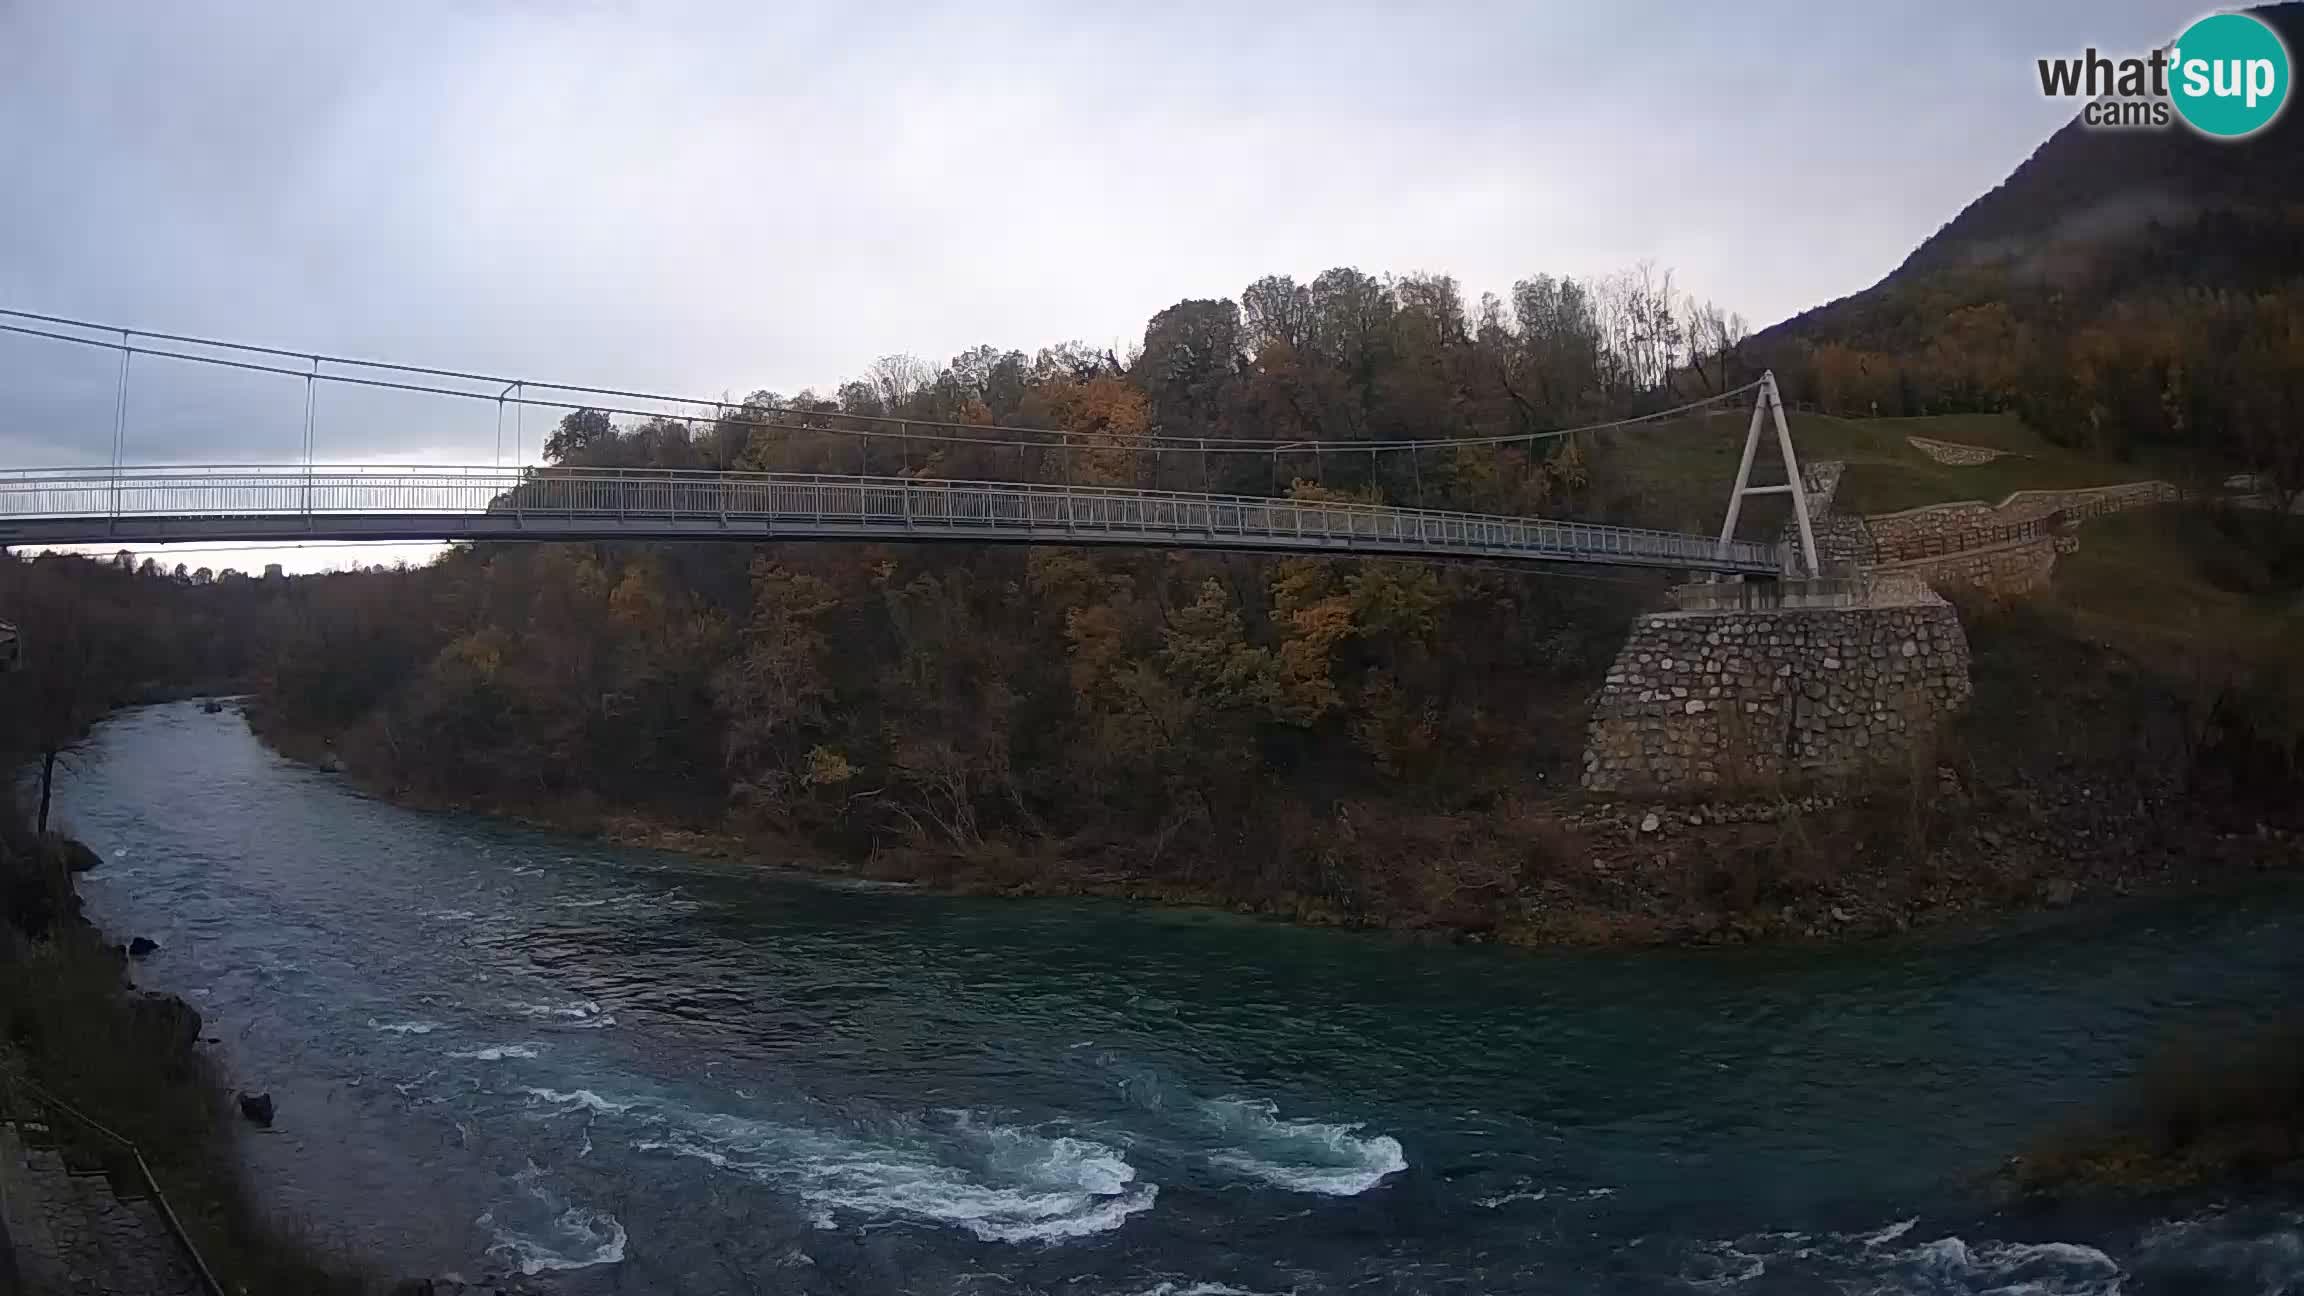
[2048,505,2304,672]
[1584,408,2207,535]
[1843,412,2059,455]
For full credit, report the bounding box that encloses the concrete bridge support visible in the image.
[1580,580,1973,797]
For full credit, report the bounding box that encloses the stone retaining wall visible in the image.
[1777,461,1874,572]
[1582,602,1972,797]
[1906,436,2006,465]
[1863,570,1939,605]
[1875,534,2059,597]
[1865,480,2178,557]
[1802,460,1845,514]
[1811,515,1878,571]
[1669,578,1868,612]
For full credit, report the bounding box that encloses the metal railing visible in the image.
[1868,490,2174,564]
[2,1075,226,1296]
[0,465,1784,574]
[1871,511,2069,563]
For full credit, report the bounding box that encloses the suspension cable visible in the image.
[0,310,1758,456]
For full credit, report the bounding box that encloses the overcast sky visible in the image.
[0,0,2195,568]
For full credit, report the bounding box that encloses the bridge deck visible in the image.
[0,467,1782,574]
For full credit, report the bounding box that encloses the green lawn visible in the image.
[1583,408,2186,535]
[1842,412,2059,455]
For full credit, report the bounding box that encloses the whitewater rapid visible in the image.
[498,1069,1407,1250]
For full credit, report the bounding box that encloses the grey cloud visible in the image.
[2,0,2197,479]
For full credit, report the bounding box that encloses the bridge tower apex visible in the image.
[1714,370,1822,579]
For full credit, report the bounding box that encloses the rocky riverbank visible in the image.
[230,578,2303,951]
[2002,1023,2304,1198]
[245,691,2300,950]
[0,809,564,1294]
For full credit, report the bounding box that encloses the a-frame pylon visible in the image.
[1715,370,1820,578]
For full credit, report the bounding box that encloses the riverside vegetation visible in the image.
[2012,1022,2304,1198]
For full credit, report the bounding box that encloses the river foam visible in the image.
[1474,1183,1613,1209]
[1107,1063,1407,1197]
[1195,1097,1406,1196]
[637,1106,1157,1243]
[1124,1272,1290,1282]
[503,997,616,1030]
[521,1086,641,1117]
[2134,1208,2304,1295]
[1906,1237,2123,1294]
[1685,1221,2127,1295]
[477,1165,627,1277]
[449,1043,542,1061]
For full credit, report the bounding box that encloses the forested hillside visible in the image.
[1752,2,2304,505]
[0,553,276,832]
[245,262,1751,920]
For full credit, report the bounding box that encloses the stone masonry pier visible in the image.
[1581,583,1973,797]
[1579,438,2185,797]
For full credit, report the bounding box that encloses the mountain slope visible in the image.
[1762,1,2304,355]
[1747,4,2304,494]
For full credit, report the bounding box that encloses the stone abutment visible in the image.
[1581,591,1973,797]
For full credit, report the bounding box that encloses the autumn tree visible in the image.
[544,408,617,463]
[0,558,150,834]
[712,559,839,829]
[1024,373,1153,486]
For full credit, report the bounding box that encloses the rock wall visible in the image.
[1582,601,1973,797]
[1865,481,2178,558]
[1776,461,1875,572]
[1810,515,1878,572]
[1906,436,2006,465]
[1875,535,2058,597]
[1801,460,1844,513]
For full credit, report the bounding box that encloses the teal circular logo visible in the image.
[2169,12,2291,138]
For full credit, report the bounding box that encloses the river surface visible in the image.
[54,703,2304,1294]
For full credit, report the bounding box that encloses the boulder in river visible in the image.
[50,837,102,874]
[237,1091,275,1126]
[127,936,159,957]
[126,991,201,1049]
[390,1280,555,1295]
[201,700,224,714]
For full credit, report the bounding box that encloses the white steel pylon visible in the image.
[1714,370,1821,578]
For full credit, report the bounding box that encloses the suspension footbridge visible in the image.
[0,465,1778,572]
[0,311,1813,577]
